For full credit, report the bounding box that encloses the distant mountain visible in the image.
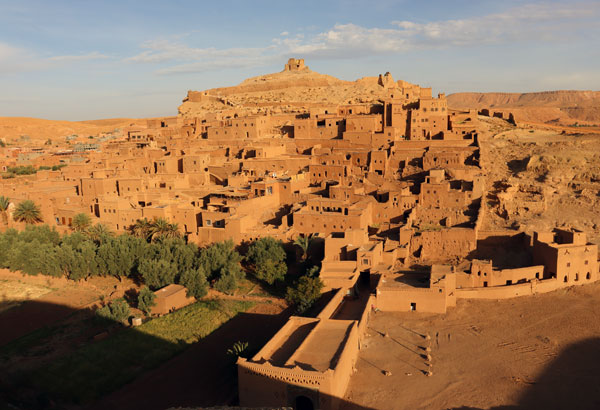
[0,117,145,141]
[448,90,600,125]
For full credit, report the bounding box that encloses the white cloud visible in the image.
[124,2,600,75]
[49,51,110,62]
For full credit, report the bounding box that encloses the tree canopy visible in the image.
[246,237,287,284]
[13,200,43,224]
[71,213,92,232]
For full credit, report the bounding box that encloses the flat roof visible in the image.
[154,284,186,298]
[287,320,354,372]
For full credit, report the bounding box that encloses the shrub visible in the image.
[179,267,209,299]
[96,299,131,324]
[137,286,156,315]
[214,267,244,295]
[285,276,324,314]
[227,341,249,358]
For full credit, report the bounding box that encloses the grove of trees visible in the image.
[0,220,325,314]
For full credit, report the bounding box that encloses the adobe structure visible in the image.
[1,59,598,410]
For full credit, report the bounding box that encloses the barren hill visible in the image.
[448,90,600,125]
[178,65,395,117]
[0,117,145,141]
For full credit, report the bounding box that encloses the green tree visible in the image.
[0,196,10,226]
[246,237,287,284]
[58,232,100,280]
[13,200,43,224]
[96,298,130,324]
[149,218,180,242]
[129,218,153,241]
[198,240,243,279]
[179,266,209,299]
[214,266,244,295]
[138,238,196,289]
[8,239,62,276]
[0,229,19,268]
[285,275,324,314]
[199,240,244,293]
[71,213,92,232]
[293,234,314,261]
[86,223,113,245]
[96,234,144,281]
[137,286,156,315]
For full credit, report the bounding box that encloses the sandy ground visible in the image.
[0,279,55,313]
[345,282,600,410]
[0,117,145,141]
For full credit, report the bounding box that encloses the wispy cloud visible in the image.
[125,39,282,74]
[0,43,112,74]
[0,42,37,73]
[49,51,110,62]
[124,1,599,75]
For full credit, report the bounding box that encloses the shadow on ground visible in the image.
[3,298,599,410]
[0,299,374,410]
[449,337,600,410]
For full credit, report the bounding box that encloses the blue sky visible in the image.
[1,0,599,120]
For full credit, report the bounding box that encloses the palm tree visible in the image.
[71,213,92,232]
[86,223,113,244]
[294,234,314,261]
[0,196,10,226]
[149,217,180,242]
[13,200,42,224]
[129,218,153,241]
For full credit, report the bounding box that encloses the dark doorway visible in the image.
[410,302,416,311]
[506,280,512,285]
[359,270,370,286]
[295,395,314,410]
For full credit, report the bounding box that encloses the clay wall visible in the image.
[294,211,368,236]
[308,164,346,185]
[345,116,383,133]
[376,287,448,313]
[411,228,476,262]
[241,156,311,176]
[369,150,387,175]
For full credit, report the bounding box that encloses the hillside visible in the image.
[178,65,396,117]
[0,117,145,141]
[448,90,600,126]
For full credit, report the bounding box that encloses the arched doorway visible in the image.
[295,395,314,410]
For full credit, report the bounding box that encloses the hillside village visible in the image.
[1,59,599,410]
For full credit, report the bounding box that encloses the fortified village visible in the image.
[1,59,598,410]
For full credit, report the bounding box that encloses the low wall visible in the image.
[317,288,347,320]
[457,281,533,299]
[376,287,448,313]
[456,277,566,299]
[358,295,376,341]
